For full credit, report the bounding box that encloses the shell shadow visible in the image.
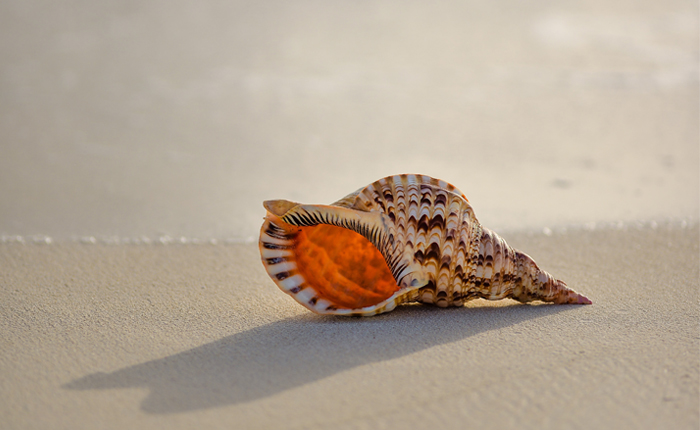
[63,303,577,414]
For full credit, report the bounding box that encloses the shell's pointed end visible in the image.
[554,293,592,305]
[576,294,593,305]
[263,199,299,217]
[553,279,592,305]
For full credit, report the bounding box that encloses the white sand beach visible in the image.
[1,226,698,429]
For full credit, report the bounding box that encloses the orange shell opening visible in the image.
[293,224,399,309]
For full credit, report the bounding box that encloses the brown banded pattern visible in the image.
[259,174,591,316]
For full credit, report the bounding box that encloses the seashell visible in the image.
[259,174,591,316]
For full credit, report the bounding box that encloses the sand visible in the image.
[1,225,697,430]
[1,2,698,239]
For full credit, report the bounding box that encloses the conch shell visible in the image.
[259,174,591,316]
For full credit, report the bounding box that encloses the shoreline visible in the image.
[2,217,697,246]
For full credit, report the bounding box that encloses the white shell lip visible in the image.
[306,287,411,317]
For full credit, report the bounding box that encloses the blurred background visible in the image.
[1,0,697,242]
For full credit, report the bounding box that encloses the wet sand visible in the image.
[1,2,698,239]
[1,226,697,430]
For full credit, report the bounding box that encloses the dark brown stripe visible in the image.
[263,242,292,250]
[276,271,291,280]
[425,242,441,261]
[266,257,287,264]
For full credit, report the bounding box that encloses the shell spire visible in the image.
[469,227,591,305]
[259,174,591,316]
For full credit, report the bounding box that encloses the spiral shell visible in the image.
[259,174,591,316]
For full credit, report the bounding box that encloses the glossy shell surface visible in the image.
[259,174,591,316]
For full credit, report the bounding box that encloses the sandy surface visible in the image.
[1,1,698,240]
[1,225,697,430]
